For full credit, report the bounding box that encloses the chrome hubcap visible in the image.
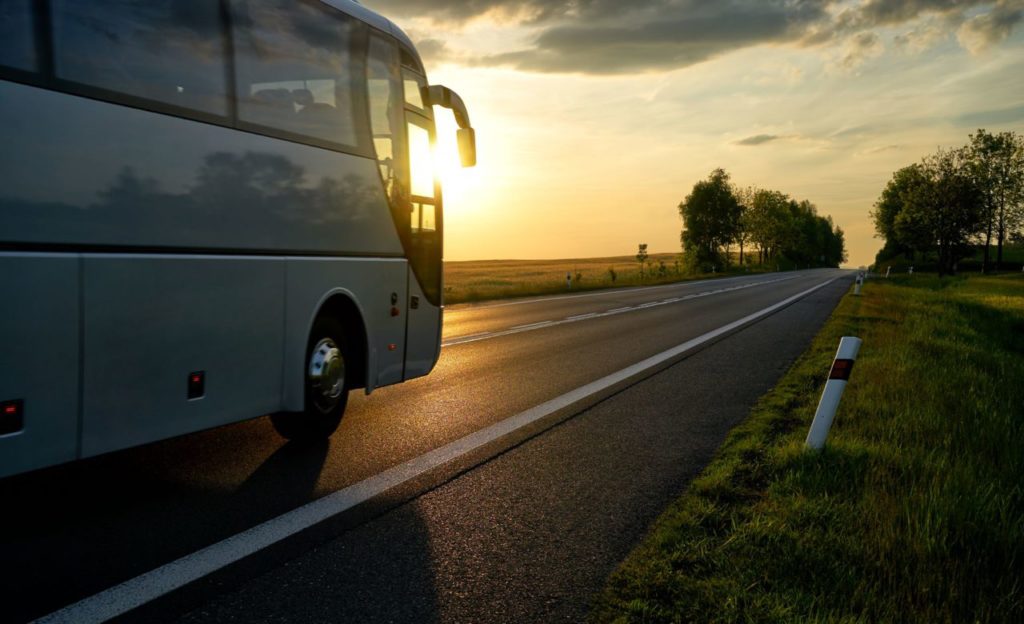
[308,338,344,412]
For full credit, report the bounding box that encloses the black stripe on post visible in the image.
[829,359,855,380]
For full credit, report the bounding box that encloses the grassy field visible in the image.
[443,253,775,304]
[591,272,1024,623]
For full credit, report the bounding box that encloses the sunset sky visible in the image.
[363,0,1024,267]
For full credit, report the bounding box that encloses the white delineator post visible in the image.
[805,337,862,450]
[854,273,863,296]
[885,266,891,278]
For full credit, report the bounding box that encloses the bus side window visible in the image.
[0,0,36,72]
[366,36,406,209]
[231,0,360,148]
[50,0,229,116]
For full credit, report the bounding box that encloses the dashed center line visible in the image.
[510,320,554,330]
[441,275,797,347]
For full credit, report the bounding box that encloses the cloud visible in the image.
[736,134,782,146]
[836,31,885,69]
[856,0,975,26]
[364,0,1024,74]
[957,0,1024,54]
[365,0,625,24]
[413,37,458,64]
[892,17,954,52]
[955,103,1024,126]
[474,1,831,74]
[861,144,904,154]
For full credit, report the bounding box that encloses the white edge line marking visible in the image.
[447,331,492,341]
[36,276,840,624]
[566,312,598,321]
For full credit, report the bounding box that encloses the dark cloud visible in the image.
[478,1,830,73]
[736,134,781,146]
[857,0,976,26]
[364,0,628,23]
[957,0,1024,52]
[363,0,1024,74]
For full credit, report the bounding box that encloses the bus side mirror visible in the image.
[457,128,476,168]
[423,85,477,168]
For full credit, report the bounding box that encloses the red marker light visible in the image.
[187,372,205,400]
[1,399,23,435]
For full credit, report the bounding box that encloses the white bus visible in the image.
[0,0,476,478]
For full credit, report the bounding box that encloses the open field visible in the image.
[591,273,1024,623]
[442,253,777,304]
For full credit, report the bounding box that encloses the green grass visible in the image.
[590,273,1024,623]
[443,253,776,305]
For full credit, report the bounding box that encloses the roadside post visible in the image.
[566,272,571,289]
[908,265,914,275]
[885,266,891,278]
[805,337,861,451]
[854,273,863,296]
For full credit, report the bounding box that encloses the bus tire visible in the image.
[271,316,349,441]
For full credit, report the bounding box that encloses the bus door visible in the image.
[401,68,443,379]
[367,37,442,379]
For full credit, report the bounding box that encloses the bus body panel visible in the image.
[80,255,287,457]
[0,254,81,478]
[282,257,410,410]
[0,81,404,257]
[403,275,443,381]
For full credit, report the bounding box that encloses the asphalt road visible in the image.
[0,269,851,623]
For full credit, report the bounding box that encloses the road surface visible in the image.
[0,269,852,623]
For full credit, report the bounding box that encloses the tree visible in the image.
[895,148,983,276]
[747,189,791,265]
[733,185,756,265]
[831,221,849,266]
[678,168,741,269]
[871,165,922,261]
[969,129,1024,270]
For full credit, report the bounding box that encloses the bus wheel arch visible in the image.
[313,293,369,392]
[271,294,369,441]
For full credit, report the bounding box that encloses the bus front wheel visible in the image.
[271,317,348,441]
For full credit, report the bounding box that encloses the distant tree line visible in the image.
[678,168,847,271]
[872,129,1024,275]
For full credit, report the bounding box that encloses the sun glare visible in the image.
[432,111,482,213]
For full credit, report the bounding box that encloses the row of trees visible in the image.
[678,168,847,270]
[872,129,1024,275]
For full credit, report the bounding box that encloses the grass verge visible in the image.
[591,273,1024,623]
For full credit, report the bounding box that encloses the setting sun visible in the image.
[433,107,484,217]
